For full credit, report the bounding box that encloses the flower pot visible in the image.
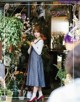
[19,96,24,100]
[18,90,26,100]
[6,96,12,102]
[0,96,12,102]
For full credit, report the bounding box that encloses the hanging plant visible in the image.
[0,16,23,51]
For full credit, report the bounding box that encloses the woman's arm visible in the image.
[28,46,32,54]
[32,40,44,55]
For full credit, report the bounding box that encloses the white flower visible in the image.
[4,55,11,66]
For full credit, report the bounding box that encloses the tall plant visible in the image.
[0,16,23,51]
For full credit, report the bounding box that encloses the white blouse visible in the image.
[28,39,44,55]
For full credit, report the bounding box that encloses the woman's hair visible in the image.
[33,25,42,33]
[65,44,80,78]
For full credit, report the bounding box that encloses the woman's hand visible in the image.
[33,39,37,43]
[31,41,35,46]
[27,39,36,46]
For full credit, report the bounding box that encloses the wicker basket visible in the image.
[65,40,80,51]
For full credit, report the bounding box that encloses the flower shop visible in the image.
[0,0,80,101]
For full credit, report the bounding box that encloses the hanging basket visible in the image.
[65,40,80,51]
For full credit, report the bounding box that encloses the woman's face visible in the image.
[34,30,40,38]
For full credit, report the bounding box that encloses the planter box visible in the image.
[6,96,12,102]
[0,96,12,102]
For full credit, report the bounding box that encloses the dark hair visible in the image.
[65,44,80,78]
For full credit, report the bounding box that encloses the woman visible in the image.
[26,26,45,102]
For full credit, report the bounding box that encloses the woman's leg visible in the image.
[37,87,44,101]
[30,86,38,100]
[38,87,43,98]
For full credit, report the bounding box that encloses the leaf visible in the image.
[0,16,23,49]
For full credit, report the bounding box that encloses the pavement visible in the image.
[12,97,48,102]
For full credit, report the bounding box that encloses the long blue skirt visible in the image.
[26,48,45,87]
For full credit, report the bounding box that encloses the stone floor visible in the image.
[11,88,51,102]
[12,97,48,102]
[11,89,50,102]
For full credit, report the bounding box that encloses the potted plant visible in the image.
[55,64,66,85]
[0,16,23,97]
[0,16,23,52]
[0,87,13,102]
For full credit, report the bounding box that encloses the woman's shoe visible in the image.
[37,96,44,102]
[27,97,37,102]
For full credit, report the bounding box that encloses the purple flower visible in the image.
[58,0,79,4]
[64,34,73,43]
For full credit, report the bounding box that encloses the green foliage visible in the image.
[56,68,66,80]
[0,16,23,50]
[26,33,35,41]
[0,87,13,96]
[52,34,65,50]
[16,73,24,89]
[6,79,14,90]
[54,64,66,82]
